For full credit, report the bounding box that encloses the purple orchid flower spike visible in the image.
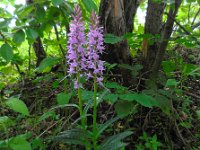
[67,5,87,88]
[87,11,105,82]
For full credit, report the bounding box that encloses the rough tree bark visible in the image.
[99,0,140,64]
[99,0,140,83]
[26,0,46,67]
[33,37,47,67]
[151,0,182,77]
[142,0,165,75]
[124,0,140,32]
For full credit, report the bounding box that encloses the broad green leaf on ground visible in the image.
[134,94,159,108]
[0,116,14,131]
[9,136,32,150]
[154,93,171,115]
[31,138,44,150]
[0,43,13,62]
[13,30,25,44]
[162,60,176,75]
[119,93,159,108]
[82,0,98,12]
[57,92,72,105]
[114,101,136,117]
[165,79,179,88]
[82,90,94,101]
[104,34,124,44]
[103,93,118,103]
[119,93,136,101]
[6,98,29,116]
[105,82,126,90]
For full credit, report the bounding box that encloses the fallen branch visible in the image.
[184,91,200,101]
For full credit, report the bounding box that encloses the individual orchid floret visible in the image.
[87,11,105,82]
[67,5,87,88]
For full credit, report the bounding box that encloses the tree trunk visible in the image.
[33,37,46,67]
[142,0,165,75]
[151,0,182,77]
[124,0,140,32]
[26,0,46,67]
[99,0,140,84]
[99,0,140,64]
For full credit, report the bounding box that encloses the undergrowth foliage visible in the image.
[0,0,200,150]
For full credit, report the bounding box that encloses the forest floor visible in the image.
[1,47,200,150]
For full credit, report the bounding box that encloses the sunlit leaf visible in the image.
[0,19,11,29]
[6,98,29,116]
[26,28,38,41]
[36,57,60,73]
[57,92,72,105]
[52,0,63,6]
[13,30,25,44]
[165,79,179,88]
[0,43,13,62]
[35,6,46,21]
[82,0,98,12]
[15,5,34,19]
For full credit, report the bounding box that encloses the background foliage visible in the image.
[0,0,200,149]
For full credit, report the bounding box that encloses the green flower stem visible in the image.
[77,73,85,129]
[93,76,98,150]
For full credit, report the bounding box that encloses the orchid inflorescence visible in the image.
[67,5,105,88]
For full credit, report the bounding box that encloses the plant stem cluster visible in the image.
[67,5,105,150]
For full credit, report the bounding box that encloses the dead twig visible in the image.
[184,91,200,101]
[38,117,65,138]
